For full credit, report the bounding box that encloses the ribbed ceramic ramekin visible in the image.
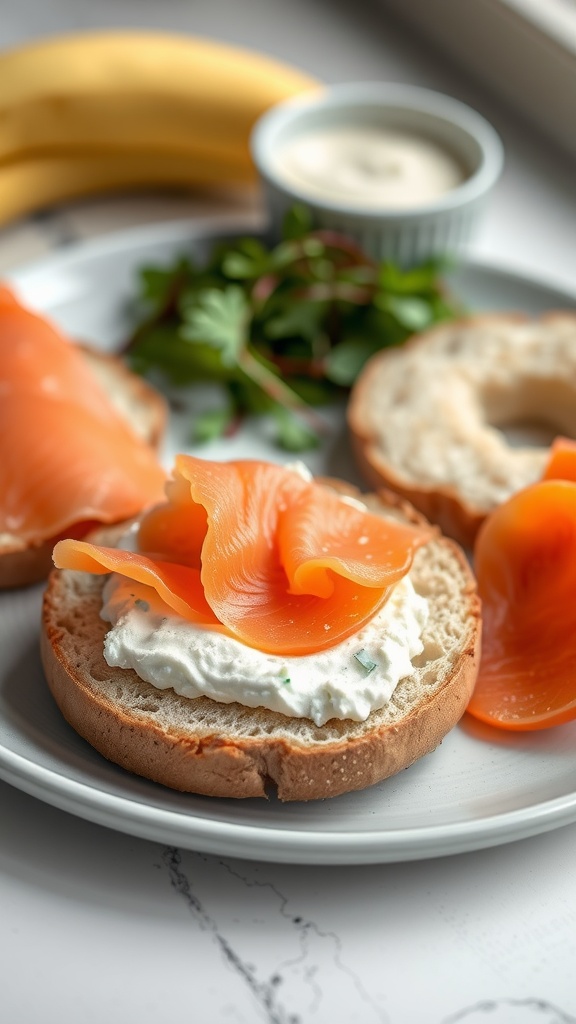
[250,82,504,266]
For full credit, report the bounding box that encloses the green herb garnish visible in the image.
[134,598,150,612]
[353,649,377,674]
[123,206,460,450]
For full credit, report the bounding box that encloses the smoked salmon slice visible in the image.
[54,455,433,656]
[467,477,576,730]
[0,285,166,546]
[0,285,115,417]
[542,436,576,483]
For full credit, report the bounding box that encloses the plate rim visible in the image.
[2,215,576,865]
[6,213,576,307]
[2,740,576,865]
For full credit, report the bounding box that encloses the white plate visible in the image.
[2,217,576,865]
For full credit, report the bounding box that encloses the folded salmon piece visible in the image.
[54,455,434,656]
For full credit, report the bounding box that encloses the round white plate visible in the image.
[2,217,576,865]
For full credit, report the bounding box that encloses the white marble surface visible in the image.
[1,2,576,1022]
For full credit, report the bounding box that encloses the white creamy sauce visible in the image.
[273,125,467,209]
[101,574,428,727]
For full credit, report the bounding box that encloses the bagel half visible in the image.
[41,484,480,802]
[348,312,576,547]
[1,347,166,590]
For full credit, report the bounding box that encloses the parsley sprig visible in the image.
[124,206,460,451]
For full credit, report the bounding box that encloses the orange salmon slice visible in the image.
[54,456,434,656]
[542,436,576,483]
[0,286,166,546]
[0,286,117,418]
[468,479,576,730]
[0,393,166,542]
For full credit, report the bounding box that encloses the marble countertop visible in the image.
[1,2,576,1022]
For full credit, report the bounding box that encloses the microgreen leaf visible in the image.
[138,257,194,310]
[301,237,326,260]
[272,406,320,452]
[221,238,271,280]
[324,336,383,386]
[192,406,236,443]
[282,203,314,240]
[181,286,250,367]
[375,294,435,332]
[128,324,227,384]
[378,260,446,294]
[264,300,326,343]
[125,205,461,452]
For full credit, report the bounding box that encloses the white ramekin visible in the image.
[250,82,504,266]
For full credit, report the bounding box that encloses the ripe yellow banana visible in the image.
[0,150,254,226]
[0,32,320,225]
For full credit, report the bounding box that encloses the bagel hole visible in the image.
[495,419,560,449]
[481,378,576,449]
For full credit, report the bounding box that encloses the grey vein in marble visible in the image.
[162,846,298,1024]
[441,998,576,1023]
[219,856,389,1024]
[161,846,389,1024]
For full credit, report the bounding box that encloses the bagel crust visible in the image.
[40,488,481,801]
[348,312,576,547]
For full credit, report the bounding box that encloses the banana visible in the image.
[0,149,256,225]
[0,32,320,225]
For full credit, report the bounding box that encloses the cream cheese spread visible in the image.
[100,573,429,727]
[273,125,466,209]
